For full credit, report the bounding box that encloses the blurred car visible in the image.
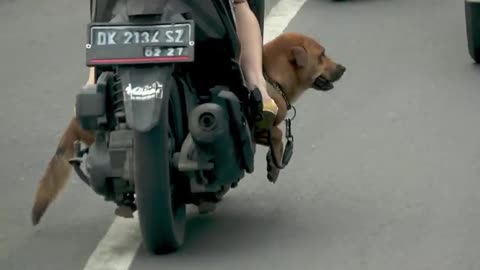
[466,0,480,63]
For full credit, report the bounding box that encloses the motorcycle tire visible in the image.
[466,0,480,63]
[134,81,186,254]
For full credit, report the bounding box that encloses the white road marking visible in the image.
[83,214,141,270]
[82,0,308,269]
[263,0,309,43]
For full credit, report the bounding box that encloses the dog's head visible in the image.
[288,33,346,92]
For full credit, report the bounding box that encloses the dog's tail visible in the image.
[31,118,94,225]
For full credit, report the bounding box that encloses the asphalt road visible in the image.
[2,0,480,269]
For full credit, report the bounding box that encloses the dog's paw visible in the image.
[266,151,280,183]
[267,169,280,183]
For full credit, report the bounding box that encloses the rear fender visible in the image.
[117,65,175,132]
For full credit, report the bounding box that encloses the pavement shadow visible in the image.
[135,195,302,259]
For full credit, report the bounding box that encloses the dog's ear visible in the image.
[290,46,308,68]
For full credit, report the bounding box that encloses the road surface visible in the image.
[1,0,480,269]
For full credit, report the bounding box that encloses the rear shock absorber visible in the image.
[111,69,126,127]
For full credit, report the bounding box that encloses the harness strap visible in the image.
[263,72,296,169]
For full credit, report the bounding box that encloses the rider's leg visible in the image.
[86,67,95,86]
[233,0,278,128]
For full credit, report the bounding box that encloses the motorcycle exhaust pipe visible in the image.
[189,103,228,148]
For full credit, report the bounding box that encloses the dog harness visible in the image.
[263,72,295,172]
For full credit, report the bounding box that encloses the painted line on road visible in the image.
[83,214,141,270]
[82,0,308,269]
[263,0,309,43]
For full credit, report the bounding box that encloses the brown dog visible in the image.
[30,32,345,225]
[259,32,346,182]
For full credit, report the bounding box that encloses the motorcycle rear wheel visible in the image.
[134,84,186,254]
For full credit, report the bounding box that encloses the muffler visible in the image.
[189,103,229,148]
[186,102,244,185]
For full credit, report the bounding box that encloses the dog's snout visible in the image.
[332,64,346,81]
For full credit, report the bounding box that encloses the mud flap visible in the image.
[117,65,175,132]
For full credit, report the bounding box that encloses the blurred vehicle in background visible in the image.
[466,0,480,63]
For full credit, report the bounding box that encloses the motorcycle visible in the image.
[73,0,267,254]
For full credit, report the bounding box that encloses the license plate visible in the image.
[86,21,195,66]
